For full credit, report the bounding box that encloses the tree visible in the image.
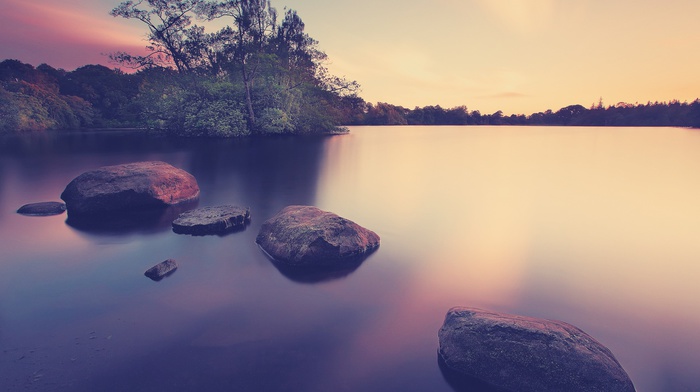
[110,0,209,72]
[108,0,359,135]
[200,0,278,127]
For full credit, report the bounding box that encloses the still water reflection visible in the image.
[1,126,699,391]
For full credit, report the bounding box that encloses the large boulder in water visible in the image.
[438,307,635,392]
[60,161,200,216]
[256,205,380,266]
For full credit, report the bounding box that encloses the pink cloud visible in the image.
[0,0,147,69]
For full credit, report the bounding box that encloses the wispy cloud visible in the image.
[474,0,556,34]
[0,0,146,69]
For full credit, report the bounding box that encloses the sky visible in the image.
[1,0,699,114]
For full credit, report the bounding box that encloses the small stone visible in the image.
[144,259,178,281]
[17,202,66,216]
[172,205,250,235]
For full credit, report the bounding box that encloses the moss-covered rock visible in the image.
[256,205,379,266]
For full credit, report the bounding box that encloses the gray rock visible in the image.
[438,307,635,392]
[256,205,380,266]
[17,201,66,216]
[61,161,199,216]
[172,205,250,235]
[144,259,178,281]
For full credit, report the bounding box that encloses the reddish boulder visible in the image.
[438,307,635,392]
[61,161,199,216]
[256,205,380,266]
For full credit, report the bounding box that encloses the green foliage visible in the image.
[134,73,249,136]
[59,65,140,126]
[184,99,248,136]
[109,0,359,136]
[0,60,96,132]
[257,107,292,134]
[0,86,54,132]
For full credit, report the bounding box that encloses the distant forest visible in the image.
[0,2,698,134]
[353,100,700,128]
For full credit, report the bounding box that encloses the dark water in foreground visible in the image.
[1,126,699,391]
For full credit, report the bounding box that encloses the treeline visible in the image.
[2,1,698,135]
[1,0,360,136]
[4,56,699,134]
[349,101,700,128]
[0,59,141,132]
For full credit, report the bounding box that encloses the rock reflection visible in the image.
[438,353,503,392]
[66,201,198,236]
[264,250,376,284]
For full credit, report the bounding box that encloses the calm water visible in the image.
[1,126,699,391]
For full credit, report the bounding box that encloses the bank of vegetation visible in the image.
[1,1,698,135]
[1,0,360,135]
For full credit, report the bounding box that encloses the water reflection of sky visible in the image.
[316,126,700,391]
[1,127,700,391]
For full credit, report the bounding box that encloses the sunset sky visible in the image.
[1,0,698,114]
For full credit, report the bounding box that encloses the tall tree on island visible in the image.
[109,0,360,135]
[109,0,209,72]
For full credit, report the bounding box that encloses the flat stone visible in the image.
[17,201,66,216]
[256,205,380,266]
[438,307,635,392]
[61,161,199,216]
[172,205,250,235]
[144,259,178,281]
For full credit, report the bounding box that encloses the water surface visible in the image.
[1,126,699,391]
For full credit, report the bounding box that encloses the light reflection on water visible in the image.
[1,126,699,391]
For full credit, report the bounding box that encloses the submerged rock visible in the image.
[438,307,635,392]
[17,201,66,216]
[144,259,178,281]
[172,205,250,235]
[60,161,199,216]
[256,205,380,266]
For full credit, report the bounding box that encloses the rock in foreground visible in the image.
[438,307,635,392]
[256,205,380,266]
[17,201,66,216]
[61,161,199,216]
[172,205,250,235]
[144,259,178,281]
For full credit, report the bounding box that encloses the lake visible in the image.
[1,126,699,391]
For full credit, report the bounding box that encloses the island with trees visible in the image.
[1,0,698,134]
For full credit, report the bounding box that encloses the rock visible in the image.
[172,205,250,235]
[144,259,178,281]
[256,205,380,266]
[17,201,66,216]
[60,161,199,216]
[438,307,635,392]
